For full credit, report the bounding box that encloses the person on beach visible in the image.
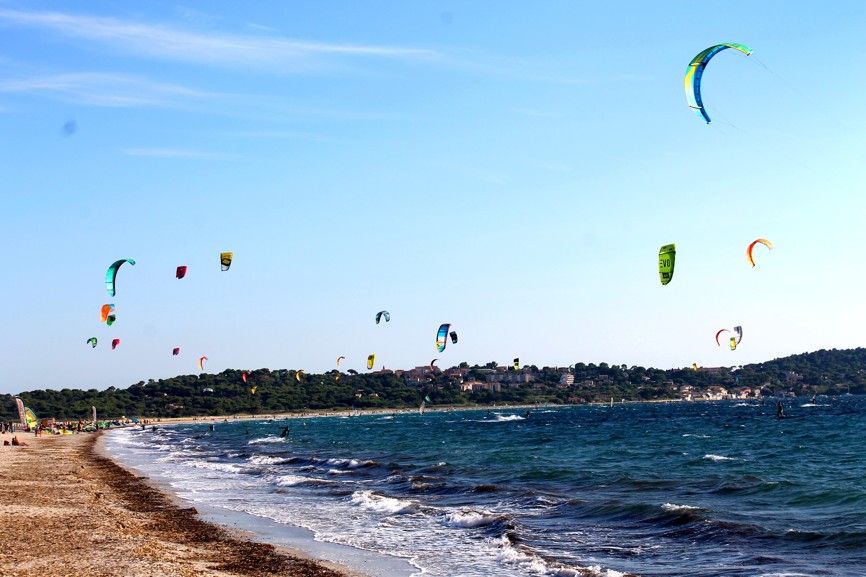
[11,436,27,446]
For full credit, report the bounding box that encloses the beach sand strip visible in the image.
[0,432,349,577]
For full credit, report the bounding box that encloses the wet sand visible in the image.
[0,432,354,577]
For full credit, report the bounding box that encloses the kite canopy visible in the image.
[715,329,731,346]
[106,314,116,326]
[242,371,249,383]
[430,358,438,371]
[730,337,737,351]
[172,348,180,356]
[659,244,676,285]
[100,304,115,323]
[513,358,520,371]
[336,356,345,366]
[367,354,376,370]
[198,356,208,371]
[295,370,306,381]
[733,326,743,345]
[449,331,458,344]
[176,266,187,279]
[747,238,773,267]
[111,338,120,350]
[220,252,232,271]
[86,337,97,348]
[375,311,390,324]
[685,43,752,123]
[106,259,135,297]
[436,323,451,353]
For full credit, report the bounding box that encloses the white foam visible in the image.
[494,414,525,422]
[444,509,498,528]
[274,474,310,486]
[248,436,284,444]
[248,455,289,465]
[350,490,415,514]
[661,503,700,512]
[703,454,736,461]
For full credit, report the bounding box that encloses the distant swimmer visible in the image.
[280,426,290,438]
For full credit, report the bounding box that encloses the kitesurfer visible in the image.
[280,426,290,438]
[776,402,785,418]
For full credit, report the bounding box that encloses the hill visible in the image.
[4,348,866,422]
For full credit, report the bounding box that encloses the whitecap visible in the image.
[703,454,735,461]
[248,436,284,444]
[350,490,415,514]
[443,509,499,528]
[661,503,700,512]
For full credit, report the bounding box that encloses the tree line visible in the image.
[4,348,865,422]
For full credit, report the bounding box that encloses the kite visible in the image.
[106,259,135,297]
[86,337,97,348]
[693,363,698,371]
[176,266,187,279]
[375,311,390,324]
[100,304,115,323]
[733,326,743,345]
[336,356,345,366]
[251,386,257,395]
[173,348,180,356]
[367,354,376,370]
[430,358,438,371]
[715,329,731,346]
[449,331,458,344]
[747,239,773,267]
[106,314,116,326]
[685,43,752,123]
[295,370,306,381]
[111,339,120,350]
[730,337,737,351]
[513,358,520,371]
[436,323,451,353]
[242,371,249,383]
[348,369,358,375]
[220,252,233,271]
[659,244,676,285]
[198,356,208,371]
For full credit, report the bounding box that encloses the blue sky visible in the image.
[2,1,865,394]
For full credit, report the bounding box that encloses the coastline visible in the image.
[0,431,363,577]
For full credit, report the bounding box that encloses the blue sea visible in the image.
[104,397,866,577]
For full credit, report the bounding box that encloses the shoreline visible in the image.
[0,431,362,577]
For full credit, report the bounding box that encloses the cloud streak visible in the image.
[0,72,213,107]
[0,8,440,71]
[120,148,233,159]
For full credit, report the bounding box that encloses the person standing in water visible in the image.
[777,402,784,418]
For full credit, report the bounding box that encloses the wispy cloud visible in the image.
[120,147,233,159]
[0,8,440,71]
[0,72,213,107]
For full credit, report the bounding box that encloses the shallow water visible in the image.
[105,397,866,576]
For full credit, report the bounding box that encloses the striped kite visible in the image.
[685,43,752,124]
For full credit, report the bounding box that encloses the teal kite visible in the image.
[436,323,451,353]
[106,259,135,297]
[685,43,751,123]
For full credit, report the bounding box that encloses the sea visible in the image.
[104,397,866,577]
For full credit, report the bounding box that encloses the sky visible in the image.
[2,1,865,394]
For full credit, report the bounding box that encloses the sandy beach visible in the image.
[0,431,355,577]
